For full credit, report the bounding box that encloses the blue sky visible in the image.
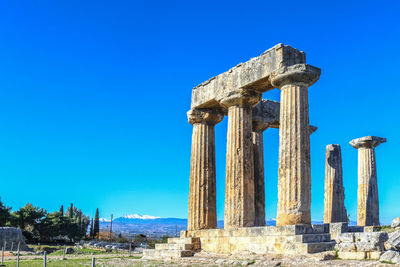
[0,0,399,224]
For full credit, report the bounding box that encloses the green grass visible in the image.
[50,248,110,256]
[4,258,93,267]
[4,255,142,267]
[380,260,395,264]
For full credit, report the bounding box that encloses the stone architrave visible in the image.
[324,144,347,223]
[221,89,261,229]
[187,108,223,231]
[350,136,386,226]
[271,64,321,226]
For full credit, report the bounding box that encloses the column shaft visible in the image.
[187,109,222,231]
[357,148,379,226]
[276,84,311,225]
[253,131,266,226]
[224,106,255,228]
[324,144,347,223]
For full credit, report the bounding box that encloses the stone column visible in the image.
[350,136,386,226]
[187,108,223,231]
[324,144,347,223]
[252,119,270,226]
[221,90,261,229]
[271,64,321,226]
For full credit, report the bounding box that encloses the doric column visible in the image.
[271,64,321,226]
[252,118,270,226]
[324,144,347,223]
[221,89,261,229]
[350,136,386,226]
[187,108,223,231]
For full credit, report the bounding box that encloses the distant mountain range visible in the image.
[100,214,278,237]
[99,214,356,238]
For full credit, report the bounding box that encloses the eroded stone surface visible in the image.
[335,232,388,256]
[388,230,400,250]
[380,250,400,264]
[0,227,30,251]
[324,144,347,223]
[274,65,320,226]
[187,109,223,230]
[191,44,307,109]
[223,92,260,229]
[350,136,386,226]
[392,217,400,228]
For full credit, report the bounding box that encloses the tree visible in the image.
[67,203,74,218]
[0,198,11,226]
[59,205,64,216]
[93,208,100,238]
[12,204,46,242]
[89,218,94,237]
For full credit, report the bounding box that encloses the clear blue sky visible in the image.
[0,0,399,224]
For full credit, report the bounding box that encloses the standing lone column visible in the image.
[350,136,386,226]
[271,64,321,226]
[187,108,223,231]
[221,90,261,229]
[324,144,347,223]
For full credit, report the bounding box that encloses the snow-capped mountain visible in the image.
[99,218,111,222]
[120,214,160,220]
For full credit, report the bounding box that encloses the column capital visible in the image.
[309,125,318,135]
[219,89,261,108]
[350,136,387,149]
[270,64,321,89]
[252,117,269,132]
[187,108,223,125]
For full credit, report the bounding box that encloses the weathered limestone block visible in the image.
[191,44,306,109]
[324,144,347,223]
[0,227,30,251]
[252,99,280,129]
[392,217,400,228]
[271,64,321,226]
[221,90,261,229]
[187,109,223,230]
[335,232,388,254]
[329,222,348,240]
[350,136,386,226]
[380,250,400,264]
[388,230,400,250]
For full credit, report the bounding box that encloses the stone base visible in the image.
[180,224,334,255]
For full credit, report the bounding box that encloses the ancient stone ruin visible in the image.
[350,136,386,227]
[324,144,347,224]
[144,44,392,260]
[0,227,30,251]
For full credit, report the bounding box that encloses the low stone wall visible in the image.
[329,222,363,239]
[0,227,30,251]
[335,231,388,260]
[181,224,333,255]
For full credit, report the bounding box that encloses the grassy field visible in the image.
[4,256,143,267]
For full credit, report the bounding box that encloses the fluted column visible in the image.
[187,109,223,231]
[350,136,386,226]
[221,90,261,229]
[252,120,269,226]
[271,64,321,226]
[324,144,347,223]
